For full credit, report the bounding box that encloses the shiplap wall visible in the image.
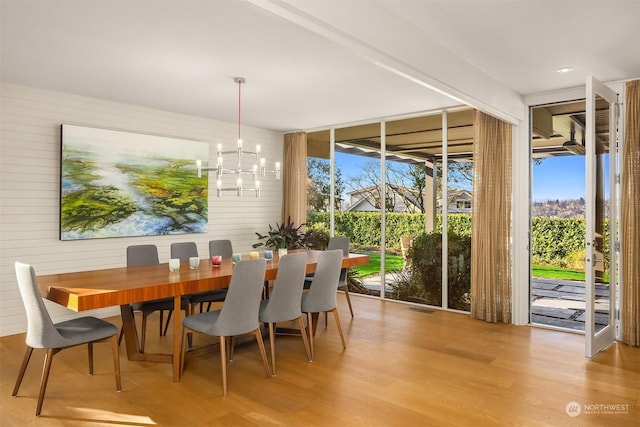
[0,82,283,337]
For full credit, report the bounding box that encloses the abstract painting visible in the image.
[60,124,209,240]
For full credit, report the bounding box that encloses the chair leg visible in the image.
[140,313,148,353]
[185,306,193,350]
[229,336,235,362]
[159,310,165,336]
[268,323,276,376]
[162,310,173,336]
[36,348,58,417]
[263,280,270,299]
[88,342,94,375]
[307,312,315,361]
[297,316,312,362]
[340,285,354,317]
[254,329,271,378]
[12,346,33,397]
[110,335,122,391]
[332,308,347,350]
[219,336,228,397]
[180,327,190,377]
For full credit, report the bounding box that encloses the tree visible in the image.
[435,160,474,208]
[345,161,392,211]
[323,157,478,214]
[403,164,428,213]
[307,157,344,212]
[444,161,473,187]
[346,160,427,213]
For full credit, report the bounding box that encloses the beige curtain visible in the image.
[470,111,512,323]
[282,132,307,228]
[622,80,640,346]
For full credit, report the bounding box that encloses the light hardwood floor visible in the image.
[1,294,638,426]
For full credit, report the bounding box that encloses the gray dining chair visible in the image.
[259,252,311,375]
[172,242,227,313]
[170,241,198,261]
[125,244,191,352]
[328,236,354,317]
[180,258,271,396]
[12,262,121,416]
[209,239,234,258]
[304,237,354,318]
[301,249,346,360]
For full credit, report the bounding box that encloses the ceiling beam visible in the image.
[249,0,524,125]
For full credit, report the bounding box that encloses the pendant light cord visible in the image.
[238,79,242,140]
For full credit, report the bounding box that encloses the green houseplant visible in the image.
[252,217,307,251]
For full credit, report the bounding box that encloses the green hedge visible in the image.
[307,212,471,250]
[531,217,609,269]
[307,212,602,270]
[531,217,585,266]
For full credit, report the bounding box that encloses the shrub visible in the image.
[305,222,330,250]
[405,231,471,310]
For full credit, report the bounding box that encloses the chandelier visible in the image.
[196,77,281,197]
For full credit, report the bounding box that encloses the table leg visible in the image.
[120,305,141,357]
[172,295,182,382]
[119,304,173,364]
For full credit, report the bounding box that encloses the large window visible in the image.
[306,109,475,312]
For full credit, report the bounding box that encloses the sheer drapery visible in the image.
[282,132,307,228]
[470,111,512,323]
[621,79,640,346]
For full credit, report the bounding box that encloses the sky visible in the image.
[333,152,594,203]
[532,156,586,202]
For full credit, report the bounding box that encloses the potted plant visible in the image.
[253,217,306,256]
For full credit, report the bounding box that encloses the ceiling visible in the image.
[308,108,476,162]
[1,0,638,134]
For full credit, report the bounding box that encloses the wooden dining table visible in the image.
[36,250,369,382]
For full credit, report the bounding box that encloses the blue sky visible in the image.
[336,152,368,182]
[532,156,586,202]
[334,152,592,202]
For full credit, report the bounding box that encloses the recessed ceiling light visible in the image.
[556,67,573,74]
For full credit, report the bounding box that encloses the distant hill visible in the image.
[532,198,586,218]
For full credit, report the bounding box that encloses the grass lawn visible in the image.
[353,253,590,282]
[532,264,610,282]
[532,264,585,281]
[352,252,403,277]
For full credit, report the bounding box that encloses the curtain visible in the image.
[621,79,640,346]
[282,132,307,228]
[470,111,512,323]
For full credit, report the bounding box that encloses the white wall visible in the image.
[0,82,283,336]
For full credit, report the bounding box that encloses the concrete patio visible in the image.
[531,278,611,331]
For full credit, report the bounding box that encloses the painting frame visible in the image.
[60,124,209,241]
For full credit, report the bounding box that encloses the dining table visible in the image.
[36,250,370,382]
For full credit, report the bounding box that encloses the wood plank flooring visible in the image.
[1,294,638,426]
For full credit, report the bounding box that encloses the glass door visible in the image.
[585,76,617,358]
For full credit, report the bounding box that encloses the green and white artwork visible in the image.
[60,124,209,240]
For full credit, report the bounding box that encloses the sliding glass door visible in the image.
[306,109,475,312]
